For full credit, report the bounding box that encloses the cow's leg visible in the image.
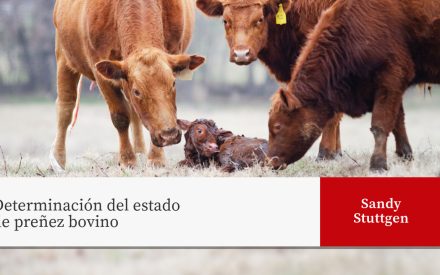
[50,58,80,172]
[370,65,409,171]
[336,120,342,155]
[130,107,146,154]
[97,80,136,168]
[317,113,343,160]
[393,104,413,161]
[147,141,166,167]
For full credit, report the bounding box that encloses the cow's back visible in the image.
[218,136,268,169]
[401,0,440,83]
[162,0,195,54]
[406,0,440,21]
[54,0,95,78]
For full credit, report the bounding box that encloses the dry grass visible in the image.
[1,93,440,177]
[1,249,440,275]
[1,149,440,177]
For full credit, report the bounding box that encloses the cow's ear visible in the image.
[95,60,127,81]
[264,0,292,15]
[177,119,192,131]
[216,129,234,143]
[168,54,206,80]
[272,88,302,112]
[279,88,302,111]
[196,0,224,17]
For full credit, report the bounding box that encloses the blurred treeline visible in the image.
[0,0,277,101]
[0,0,56,95]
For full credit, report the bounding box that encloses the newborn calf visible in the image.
[177,119,268,172]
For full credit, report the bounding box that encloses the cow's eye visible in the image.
[223,19,230,27]
[197,129,203,134]
[133,89,141,98]
[257,17,264,25]
[273,123,282,133]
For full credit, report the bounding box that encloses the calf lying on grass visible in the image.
[177,119,268,172]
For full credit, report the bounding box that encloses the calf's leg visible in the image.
[392,104,413,160]
[317,112,343,160]
[97,79,136,168]
[50,58,80,172]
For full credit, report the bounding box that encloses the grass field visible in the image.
[1,91,440,177]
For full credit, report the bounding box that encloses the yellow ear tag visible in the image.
[276,3,287,25]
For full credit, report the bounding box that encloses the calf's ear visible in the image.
[95,60,127,81]
[196,0,224,17]
[177,119,192,131]
[168,54,206,80]
[216,129,234,143]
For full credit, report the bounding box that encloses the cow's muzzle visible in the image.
[265,156,288,170]
[152,128,182,147]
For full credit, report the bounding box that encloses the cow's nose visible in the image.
[267,156,286,170]
[234,49,250,58]
[160,128,181,143]
[233,48,250,62]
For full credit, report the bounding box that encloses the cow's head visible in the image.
[267,88,332,169]
[96,48,205,147]
[197,0,292,65]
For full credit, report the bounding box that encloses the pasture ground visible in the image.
[0,91,440,177]
[1,249,440,275]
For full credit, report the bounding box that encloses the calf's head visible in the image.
[197,0,292,65]
[178,119,233,157]
[268,88,331,169]
[96,48,205,147]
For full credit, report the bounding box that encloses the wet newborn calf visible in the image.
[178,119,268,172]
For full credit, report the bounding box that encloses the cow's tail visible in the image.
[67,75,83,134]
[49,75,84,173]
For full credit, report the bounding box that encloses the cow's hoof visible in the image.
[370,155,388,172]
[396,143,414,161]
[119,151,136,169]
[49,146,66,174]
[148,157,166,167]
[316,148,342,161]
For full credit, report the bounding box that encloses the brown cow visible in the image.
[178,119,268,172]
[268,0,440,171]
[50,0,205,172]
[196,0,345,160]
